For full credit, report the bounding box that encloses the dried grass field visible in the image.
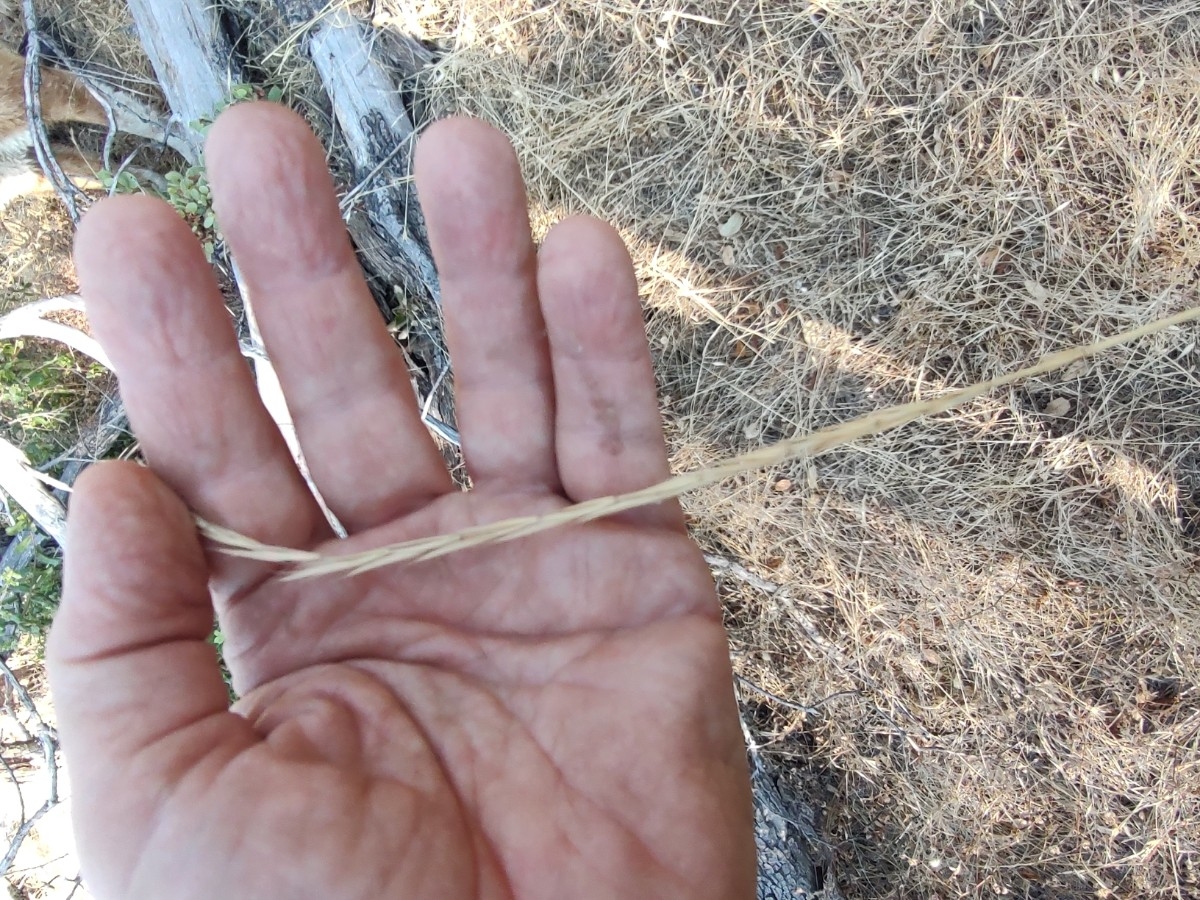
[2,1,1200,898]
[409,2,1200,897]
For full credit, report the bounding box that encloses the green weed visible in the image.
[0,338,106,467]
[99,82,287,259]
[0,514,62,654]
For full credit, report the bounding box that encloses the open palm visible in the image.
[47,106,755,899]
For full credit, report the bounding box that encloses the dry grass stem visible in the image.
[199,304,1200,578]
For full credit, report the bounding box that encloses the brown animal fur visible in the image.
[0,45,109,202]
[0,45,107,135]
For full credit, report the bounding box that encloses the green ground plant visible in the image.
[0,338,106,466]
[100,82,285,257]
[0,513,61,654]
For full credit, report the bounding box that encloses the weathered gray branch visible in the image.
[0,440,67,546]
[124,0,454,434]
[304,7,438,292]
[125,0,238,163]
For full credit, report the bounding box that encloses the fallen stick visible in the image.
[0,440,66,547]
[21,0,87,220]
[0,295,111,368]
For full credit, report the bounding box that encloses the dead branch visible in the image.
[0,295,111,368]
[33,30,194,167]
[0,440,67,546]
[0,657,59,878]
[124,0,236,163]
[301,5,438,290]
[20,0,87,221]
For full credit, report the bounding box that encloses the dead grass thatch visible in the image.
[394,1,1200,897]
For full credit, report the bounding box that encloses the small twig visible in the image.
[705,553,844,661]
[0,660,46,735]
[92,84,119,173]
[421,361,460,446]
[736,674,823,717]
[35,28,193,164]
[0,658,59,877]
[0,754,28,825]
[21,0,87,223]
[0,793,56,875]
[338,137,410,217]
[36,30,120,173]
[45,391,129,491]
[397,341,460,447]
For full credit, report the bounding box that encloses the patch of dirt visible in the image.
[0,195,77,303]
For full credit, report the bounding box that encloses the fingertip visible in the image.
[206,102,347,279]
[541,214,629,251]
[66,460,206,584]
[538,215,642,356]
[415,116,517,182]
[206,101,318,170]
[51,461,212,673]
[414,117,528,245]
[540,215,635,278]
[67,455,131,506]
[416,116,533,278]
[62,462,208,616]
[67,460,196,544]
[75,194,194,288]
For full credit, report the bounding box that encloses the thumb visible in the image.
[47,461,254,893]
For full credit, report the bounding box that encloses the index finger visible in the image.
[75,196,331,593]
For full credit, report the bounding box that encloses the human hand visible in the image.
[47,104,755,899]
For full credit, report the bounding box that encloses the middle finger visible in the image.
[415,118,560,493]
[206,104,453,532]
